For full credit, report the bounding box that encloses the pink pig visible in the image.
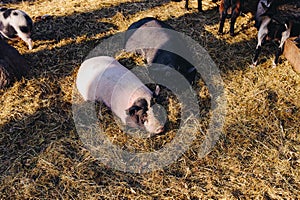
[76,56,164,134]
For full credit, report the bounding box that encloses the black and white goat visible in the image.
[253,0,300,67]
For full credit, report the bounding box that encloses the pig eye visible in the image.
[140,113,148,124]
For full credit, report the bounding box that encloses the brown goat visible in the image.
[218,0,244,36]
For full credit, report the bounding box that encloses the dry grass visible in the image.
[0,0,299,199]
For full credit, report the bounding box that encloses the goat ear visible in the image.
[126,106,140,116]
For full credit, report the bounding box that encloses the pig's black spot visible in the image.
[0,8,8,12]
[3,9,14,19]
[24,15,33,30]
[20,26,29,33]
[5,25,17,38]
[13,12,18,16]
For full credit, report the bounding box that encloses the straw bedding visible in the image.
[0,0,299,199]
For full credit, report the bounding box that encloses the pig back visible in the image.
[125,17,176,64]
[76,56,152,120]
[125,17,196,84]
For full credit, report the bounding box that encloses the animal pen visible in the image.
[0,0,299,199]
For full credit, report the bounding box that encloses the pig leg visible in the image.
[185,0,202,11]
[198,0,203,12]
[185,0,189,10]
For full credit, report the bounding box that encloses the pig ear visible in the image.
[3,9,12,19]
[0,8,8,12]
[126,105,140,116]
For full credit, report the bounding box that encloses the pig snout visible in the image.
[0,8,34,50]
[154,126,164,134]
[143,105,166,134]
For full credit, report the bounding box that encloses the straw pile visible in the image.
[0,0,299,199]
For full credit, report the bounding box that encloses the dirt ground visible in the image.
[0,0,299,199]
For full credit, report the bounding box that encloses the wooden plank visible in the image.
[283,37,300,73]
